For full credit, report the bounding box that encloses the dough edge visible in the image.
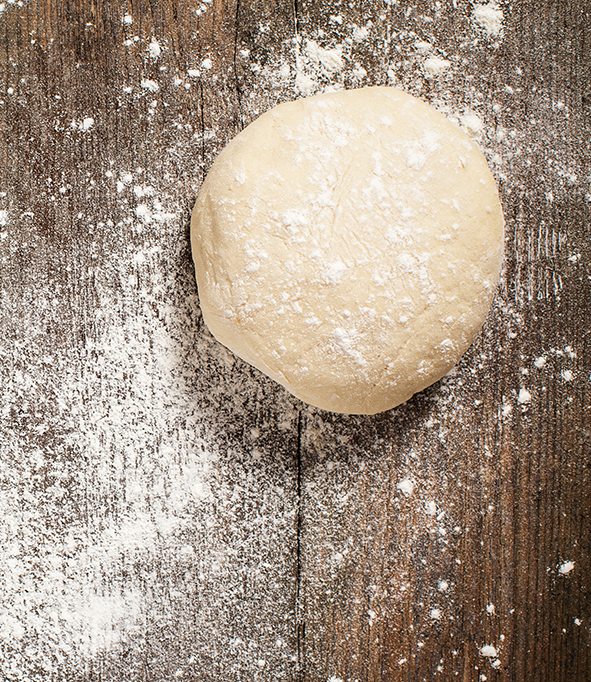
[191,86,504,414]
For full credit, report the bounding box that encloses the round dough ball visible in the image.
[191,87,504,414]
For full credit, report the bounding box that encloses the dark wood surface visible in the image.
[1,1,590,680]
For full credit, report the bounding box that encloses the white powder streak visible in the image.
[473,3,504,38]
[303,40,344,73]
[558,560,575,575]
[141,79,160,92]
[0,230,213,669]
[148,38,162,58]
[424,57,451,77]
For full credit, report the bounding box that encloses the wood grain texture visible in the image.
[1,1,298,679]
[1,0,590,680]
[295,2,591,681]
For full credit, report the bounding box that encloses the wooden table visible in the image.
[1,1,589,680]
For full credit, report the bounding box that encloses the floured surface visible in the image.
[0,1,299,677]
[1,0,590,680]
[192,87,504,414]
[0,234,298,675]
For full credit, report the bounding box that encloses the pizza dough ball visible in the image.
[191,87,504,414]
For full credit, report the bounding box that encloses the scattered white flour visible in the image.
[424,57,451,77]
[352,25,370,43]
[148,38,162,58]
[473,3,504,38]
[426,500,437,515]
[295,71,318,96]
[0,221,217,669]
[500,400,512,417]
[0,0,32,15]
[71,117,95,131]
[558,561,575,575]
[195,0,213,17]
[397,478,416,496]
[460,113,485,135]
[517,388,532,404]
[414,40,432,54]
[295,37,345,94]
[480,645,498,657]
[0,158,297,675]
[141,78,160,92]
[303,39,343,73]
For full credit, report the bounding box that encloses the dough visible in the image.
[191,87,504,414]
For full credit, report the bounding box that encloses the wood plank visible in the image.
[295,0,591,680]
[0,1,299,678]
